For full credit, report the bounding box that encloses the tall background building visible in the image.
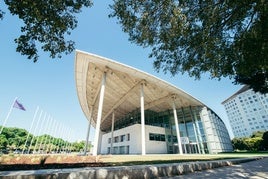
[222,86,268,138]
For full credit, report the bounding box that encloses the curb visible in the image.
[0,157,262,179]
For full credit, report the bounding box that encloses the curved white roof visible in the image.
[75,50,205,131]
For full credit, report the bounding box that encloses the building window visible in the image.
[155,134,161,141]
[108,138,111,144]
[149,133,154,140]
[120,146,125,154]
[161,135,166,141]
[126,145,129,154]
[127,133,130,141]
[114,136,119,143]
[113,146,119,154]
[149,133,166,141]
[120,135,126,142]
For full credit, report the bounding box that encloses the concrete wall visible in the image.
[101,124,141,154]
[101,124,167,154]
[145,125,167,154]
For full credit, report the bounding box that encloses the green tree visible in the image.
[262,131,268,150]
[1,0,92,62]
[110,0,268,93]
[244,137,263,151]
[0,126,83,153]
[72,141,86,152]
[0,127,29,151]
[232,138,247,150]
[0,135,8,150]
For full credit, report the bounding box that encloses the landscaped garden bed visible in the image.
[0,154,108,171]
[1,153,267,171]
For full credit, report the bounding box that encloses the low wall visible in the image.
[0,157,262,179]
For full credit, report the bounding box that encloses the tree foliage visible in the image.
[1,0,92,62]
[0,126,84,153]
[232,137,249,150]
[72,141,88,152]
[110,0,268,93]
[232,131,268,151]
[262,131,268,150]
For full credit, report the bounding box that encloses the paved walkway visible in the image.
[165,157,268,179]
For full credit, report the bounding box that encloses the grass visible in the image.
[99,152,268,166]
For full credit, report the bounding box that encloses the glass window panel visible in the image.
[160,135,166,141]
[149,133,154,140]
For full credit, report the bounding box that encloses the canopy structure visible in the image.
[75,50,205,132]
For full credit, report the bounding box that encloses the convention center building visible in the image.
[75,50,233,156]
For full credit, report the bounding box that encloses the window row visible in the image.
[107,145,129,154]
[108,133,130,144]
[149,133,166,142]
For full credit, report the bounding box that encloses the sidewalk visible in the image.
[0,157,265,178]
[166,157,268,179]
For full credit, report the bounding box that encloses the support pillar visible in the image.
[110,111,115,154]
[190,106,201,154]
[193,109,205,154]
[93,72,106,156]
[172,97,183,155]
[140,82,146,155]
[84,109,93,155]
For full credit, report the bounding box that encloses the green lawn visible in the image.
[99,153,268,166]
[1,152,267,167]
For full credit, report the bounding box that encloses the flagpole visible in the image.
[42,115,53,153]
[48,119,57,153]
[28,110,43,154]
[33,112,47,153]
[22,106,39,154]
[38,115,52,153]
[0,97,18,135]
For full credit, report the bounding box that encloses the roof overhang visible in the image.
[75,50,205,131]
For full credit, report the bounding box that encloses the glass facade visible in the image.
[103,106,214,154]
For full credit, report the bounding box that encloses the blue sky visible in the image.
[0,1,241,141]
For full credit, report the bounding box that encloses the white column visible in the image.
[110,111,115,154]
[194,111,205,154]
[172,98,183,155]
[93,72,106,156]
[140,82,146,155]
[84,110,92,155]
[192,122,201,154]
[190,107,201,154]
